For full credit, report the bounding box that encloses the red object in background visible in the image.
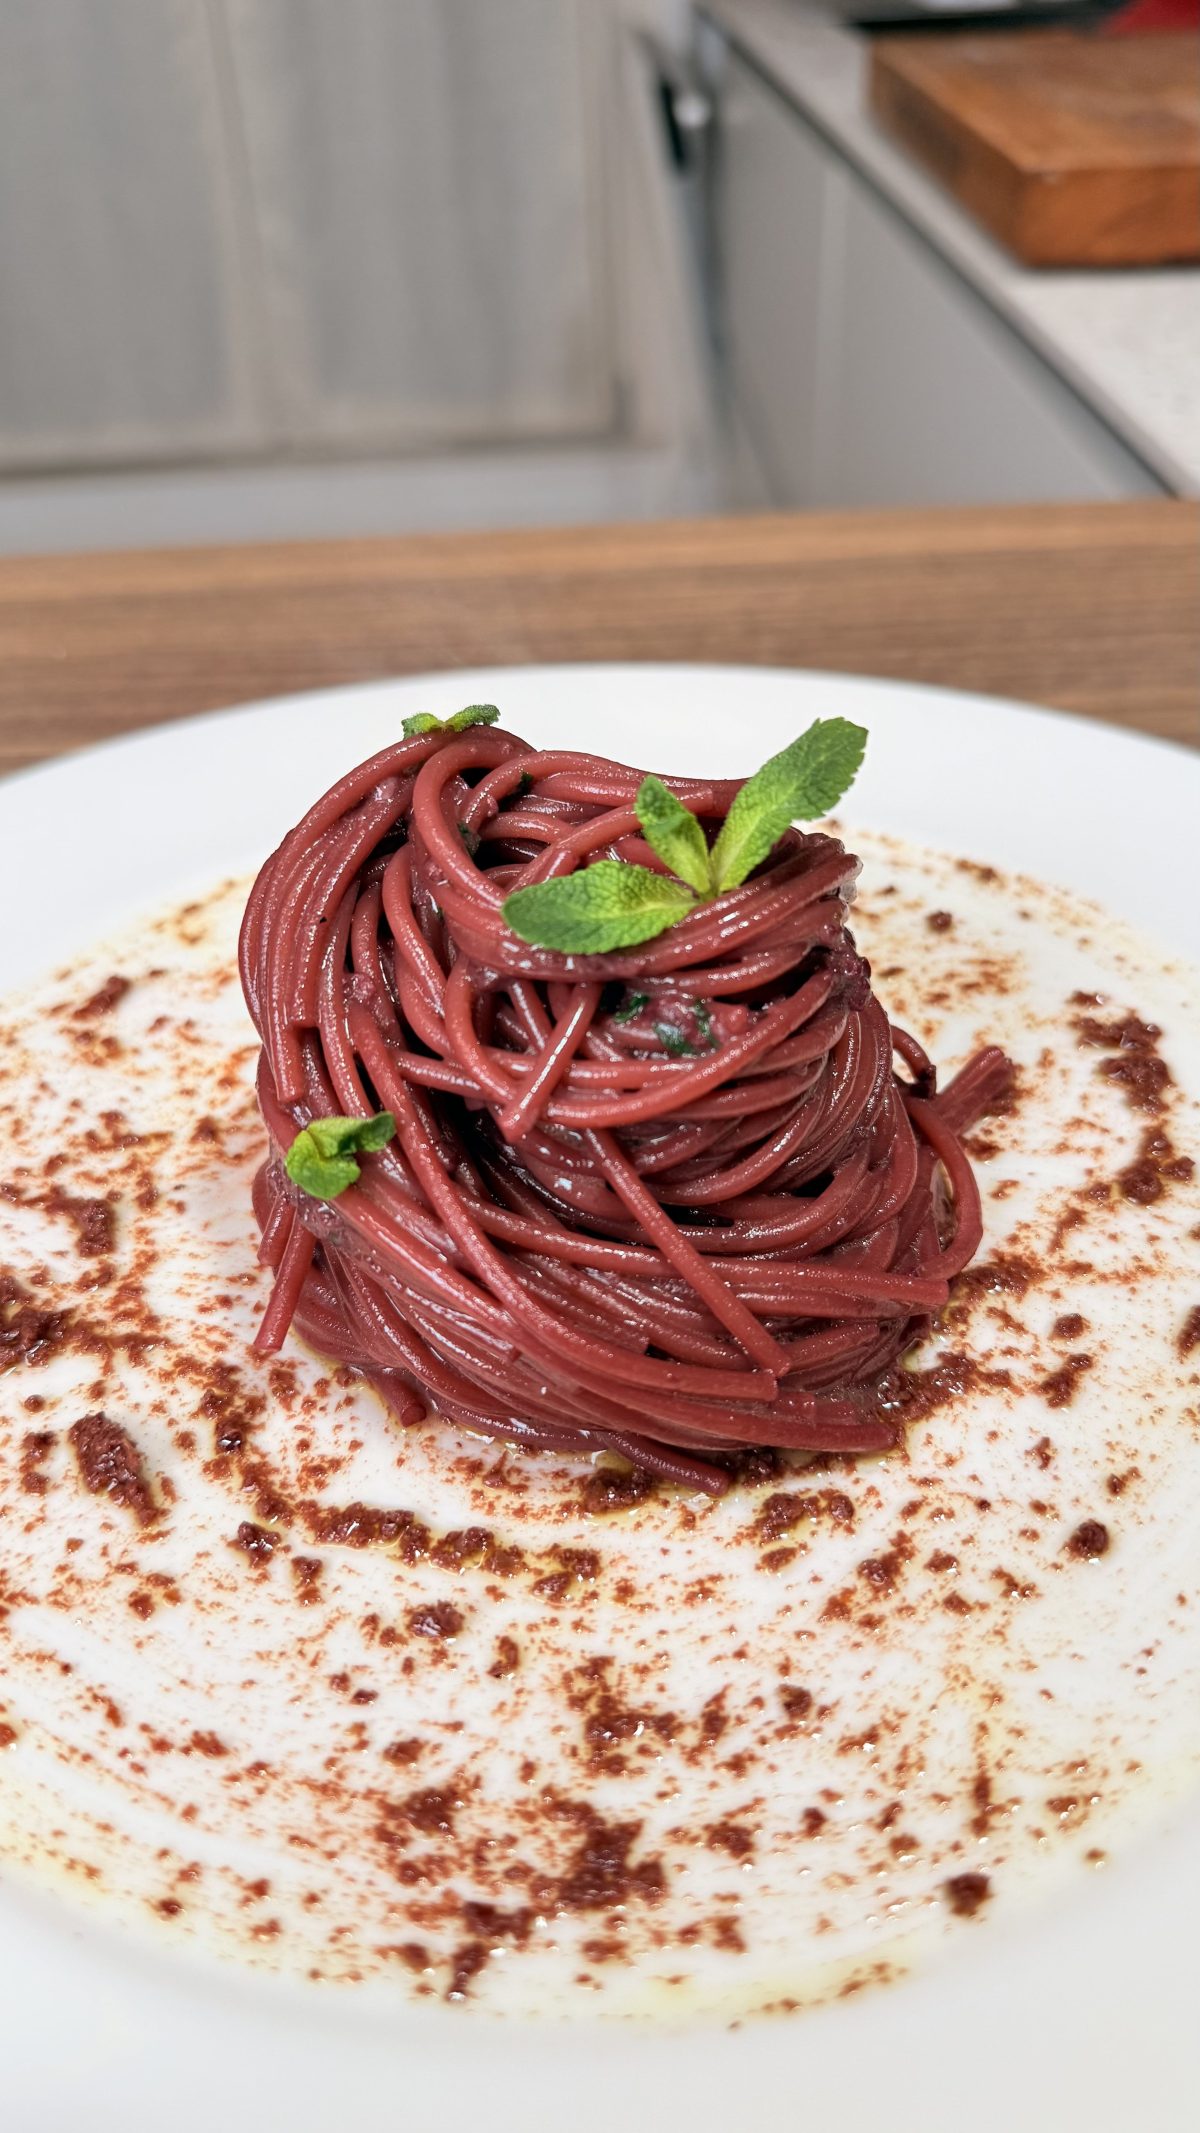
[1103,0,1200,33]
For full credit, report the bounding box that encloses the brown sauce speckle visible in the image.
[944,1871,991,1917]
[1072,1005,1174,1115]
[1117,1126,1193,1206]
[231,1521,278,1560]
[397,1787,458,1835]
[549,1813,666,1914]
[1066,1520,1111,1560]
[408,1602,464,1639]
[43,1189,116,1258]
[67,1412,157,1526]
[19,1429,55,1496]
[780,1685,813,1720]
[1,1273,71,1367]
[1051,1313,1088,1341]
[706,1820,755,1858]
[382,1738,424,1767]
[73,974,133,1019]
[580,1465,656,1515]
[291,1556,324,1604]
[1038,1354,1093,1409]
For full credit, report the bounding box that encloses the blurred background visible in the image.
[0,0,1195,554]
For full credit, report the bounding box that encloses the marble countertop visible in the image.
[701,0,1200,496]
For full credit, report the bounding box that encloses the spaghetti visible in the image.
[240,722,1010,1494]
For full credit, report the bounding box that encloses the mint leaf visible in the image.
[655,1022,696,1057]
[448,703,499,732]
[503,863,695,954]
[284,1112,395,1200]
[612,991,650,1024]
[634,775,713,896]
[710,718,867,894]
[402,704,499,739]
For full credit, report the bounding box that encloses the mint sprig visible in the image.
[503,863,694,954]
[402,704,500,739]
[634,775,712,896]
[710,719,866,893]
[284,1112,395,1199]
[500,717,866,956]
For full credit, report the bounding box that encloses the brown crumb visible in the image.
[231,1521,277,1560]
[397,1788,457,1835]
[706,1820,755,1859]
[780,1685,813,1720]
[382,1738,423,1767]
[1106,1468,1140,1499]
[944,1871,991,1917]
[73,974,133,1019]
[291,1556,324,1603]
[1038,1354,1093,1409]
[408,1602,464,1639]
[68,1412,157,1526]
[1066,1520,1110,1560]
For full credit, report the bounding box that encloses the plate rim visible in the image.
[2,660,1199,2131]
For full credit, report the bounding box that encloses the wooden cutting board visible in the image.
[870,30,1200,267]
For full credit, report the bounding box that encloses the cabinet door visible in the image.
[710,48,1162,507]
[0,0,266,469]
[222,0,615,450]
[816,174,1161,506]
[711,49,839,505]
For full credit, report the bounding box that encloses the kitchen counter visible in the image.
[0,501,1195,775]
[701,0,1200,497]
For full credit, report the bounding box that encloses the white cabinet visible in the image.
[821,172,1161,506]
[0,0,267,468]
[713,49,1163,508]
[223,0,614,450]
[0,0,616,471]
[714,52,834,501]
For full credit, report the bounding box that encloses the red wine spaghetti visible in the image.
[240,722,1010,1494]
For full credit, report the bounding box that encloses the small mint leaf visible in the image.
[401,704,500,739]
[447,703,499,732]
[710,718,867,893]
[612,991,650,1024]
[655,1022,696,1058]
[634,775,713,896]
[503,863,695,954]
[322,1112,395,1155]
[284,1112,395,1200]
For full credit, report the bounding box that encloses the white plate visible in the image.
[1,665,1198,2133]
